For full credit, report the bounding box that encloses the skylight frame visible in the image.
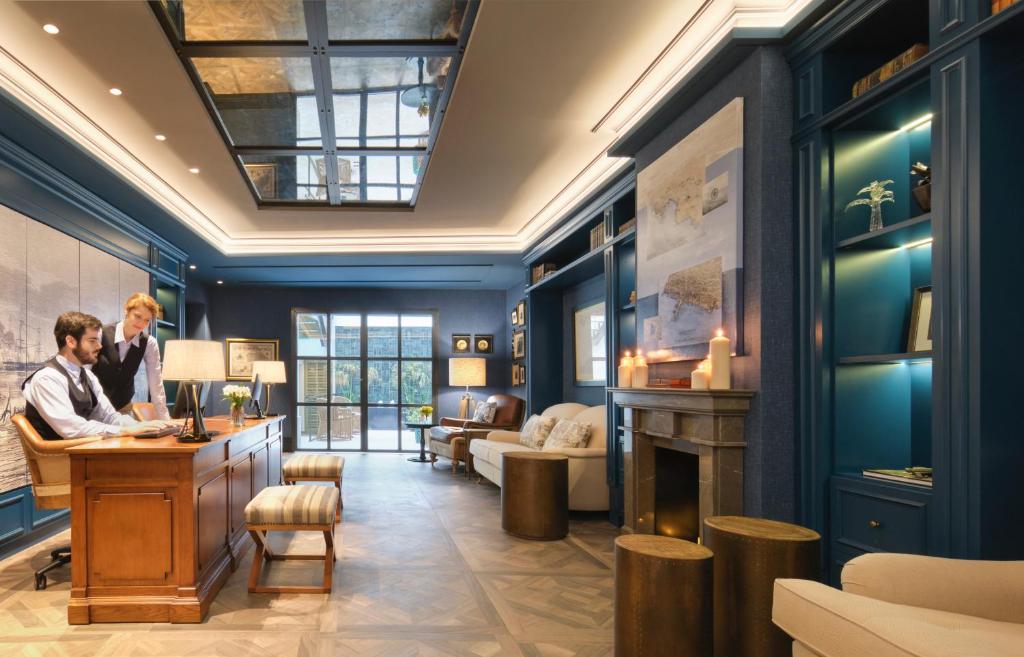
[149,0,477,209]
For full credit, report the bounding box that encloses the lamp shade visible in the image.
[449,357,486,387]
[162,340,225,381]
[251,360,287,384]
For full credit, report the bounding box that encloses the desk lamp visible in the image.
[163,340,225,442]
[250,360,286,416]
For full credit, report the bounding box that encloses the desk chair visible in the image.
[131,402,157,421]
[13,414,101,589]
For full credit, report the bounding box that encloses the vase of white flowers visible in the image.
[223,385,251,427]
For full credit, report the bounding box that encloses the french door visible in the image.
[294,310,436,451]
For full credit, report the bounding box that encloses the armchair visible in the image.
[131,402,157,421]
[13,414,102,589]
[429,394,525,474]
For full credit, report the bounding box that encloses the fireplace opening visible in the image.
[654,447,700,541]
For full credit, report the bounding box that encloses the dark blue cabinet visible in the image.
[831,476,930,555]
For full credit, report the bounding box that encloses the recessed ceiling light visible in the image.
[188,264,197,270]
[216,280,224,285]
[109,88,122,96]
[188,167,200,174]
[42,24,59,35]
[155,134,167,141]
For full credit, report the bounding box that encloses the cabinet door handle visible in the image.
[868,520,882,529]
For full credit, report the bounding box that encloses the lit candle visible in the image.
[618,351,634,388]
[709,328,731,390]
[691,367,709,390]
[633,350,649,388]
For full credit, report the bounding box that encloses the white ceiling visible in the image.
[0,0,821,256]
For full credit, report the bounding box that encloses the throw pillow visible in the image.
[518,414,557,449]
[472,401,497,424]
[542,419,592,451]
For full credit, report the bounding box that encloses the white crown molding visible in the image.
[0,1,819,256]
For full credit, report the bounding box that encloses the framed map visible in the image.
[636,98,744,362]
[226,338,279,380]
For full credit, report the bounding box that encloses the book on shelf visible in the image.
[618,218,636,234]
[531,263,557,285]
[993,0,1020,14]
[590,224,605,250]
[852,43,929,98]
[863,468,933,487]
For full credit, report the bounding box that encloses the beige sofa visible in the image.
[773,552,1024,657]
[468,403,608,511]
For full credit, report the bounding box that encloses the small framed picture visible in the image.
[225,338,279,381]
[452,334,472,354]
[519,362,526,386]
[512,330,526,359]
[511,308,519,326]
[474,334,494,353]
[516,299,526,326]
[512,363,520,386]
[907,285,933,352]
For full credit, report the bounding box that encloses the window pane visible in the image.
[331,314,361,357]
[401,315,432,357]
[367,315,398,357]
[326,0,467,41]
[330,405,361,446]
[331,360,361,403]
[333,94,361,139]
[367,406,398,450]
[296,313,327,356]
[366,156,397,184]
[297,360,328,403]
[367,360,398,403]
[180,0,308,41]
[297,406,327,450]
[240,154,327,201]
[366,92,397,137]
[366,186,399,201]
[401,361,432,404]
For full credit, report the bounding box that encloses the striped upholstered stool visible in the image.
[244,485,338,594]
[283,454,344,520]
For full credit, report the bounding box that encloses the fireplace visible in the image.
[609,387,754,539]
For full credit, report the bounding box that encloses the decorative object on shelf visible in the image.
[691,359,710,390]
[618,351,634,388]
[474,334,493,354]
[451,333,472,354]
[531,263,557,284]
[851,43,928,98]
[637,98,744,362]
[628,290,637,305]
[155,303,165,321]
[708,329,732,390]
[845,179,894,233]
[863,467,933,487]
[618,217,636,234]
[589,223,605,250]
[225,337,279,381]
[243,163,277,199]
[910,161,932,212]
[993,0,1021,15]
[907,285,933,352]
[418,405,433,422]
[250,360,286,414]
[449,357,486,419]
[573,300,607,384]
[512,330,526,359]
[223,384,252,427]
[516,299,526,326]
[648,378,689,388]
[633,350,649,388]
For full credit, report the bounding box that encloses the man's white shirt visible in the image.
[22,354,136,438]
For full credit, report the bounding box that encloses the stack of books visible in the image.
[851,44,929,98]
[862,467,933,487]
[992,0,1021,15]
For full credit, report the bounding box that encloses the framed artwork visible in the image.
[636,97,744,362]
[451,334,472,354]
[907,286,933,352]
[573,300,607,385]
[516,299,526,326]
[511,308,518,326]
[225,338,279,380]
[474,334,494,353]
[519,362,526,386]
[243,163,277,200]
[512,363,520,386]
[512,330,526,359]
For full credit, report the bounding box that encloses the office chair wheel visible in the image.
[35,573,47,590]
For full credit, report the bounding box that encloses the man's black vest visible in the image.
[92,323,146,410]
[23,357,98,440]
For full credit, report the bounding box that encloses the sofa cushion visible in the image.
[772,578,1024,657]
[519,414,557,449]
[472,401,498,423]
[245,485,339,526]
[469,438,533,464]
[542,419,592,451]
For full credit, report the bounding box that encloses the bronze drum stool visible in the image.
[501,452,568,540]
[614,535,713,657]
[703,516,820,657]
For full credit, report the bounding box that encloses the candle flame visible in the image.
[624,351,631,357]
[716,328,724,338]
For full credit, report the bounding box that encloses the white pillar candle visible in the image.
[633,350,649,388]
[691,368,709,390]
[709,329,731,390]
[618,352,634,388]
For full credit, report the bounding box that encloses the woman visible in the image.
[91,292,170,419]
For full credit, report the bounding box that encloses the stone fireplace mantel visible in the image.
[608,387,755,539]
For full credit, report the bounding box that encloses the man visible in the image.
[22,311,173,440]
[92,292,170,419]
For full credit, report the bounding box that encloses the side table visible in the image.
[405,421,434,463]
[501,452,568,540]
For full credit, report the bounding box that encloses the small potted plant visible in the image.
[910,161,931,212]
[418,405,433,422]
[845,179,895,232]
[223,385,251,427]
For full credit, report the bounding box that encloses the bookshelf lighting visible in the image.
[900,113,933,132]
[901,237,934,249]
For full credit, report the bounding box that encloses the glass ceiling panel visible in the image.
[241,155,328,202]
[326,0,467,41]
[179,0,307,41]
[192,57,320,146]
[337,155,423,204]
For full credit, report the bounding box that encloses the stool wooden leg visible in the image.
[336,478,343,515]
[248,530,268,591]
[323,530,334,591]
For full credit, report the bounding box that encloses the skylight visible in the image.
[152,0,474,208]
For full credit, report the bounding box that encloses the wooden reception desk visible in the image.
[66,416,285,624]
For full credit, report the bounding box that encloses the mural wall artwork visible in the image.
[636,97,744,362]
[0,204,150,494]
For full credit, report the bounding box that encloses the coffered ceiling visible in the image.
[0,0,823,257]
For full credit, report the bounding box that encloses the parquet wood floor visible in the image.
[0,453,618,656]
